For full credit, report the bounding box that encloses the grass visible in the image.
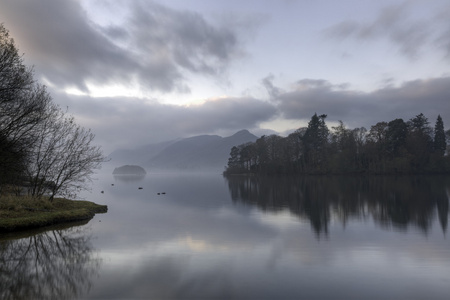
[0,195,107,232]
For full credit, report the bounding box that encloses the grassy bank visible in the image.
[0,196,107,232]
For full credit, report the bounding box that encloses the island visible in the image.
[112,165,147,175]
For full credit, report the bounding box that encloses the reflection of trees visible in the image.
[0,222,100,300]
[225,175,450,238]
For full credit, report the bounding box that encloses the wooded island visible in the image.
[224,113,450,175]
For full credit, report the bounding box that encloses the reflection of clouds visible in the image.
[90,227,450,300]
[250,208,305,231]
[183,235,228,252]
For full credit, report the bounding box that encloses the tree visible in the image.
[0,132,26,193]
[434,115,446,156]
[239,142,256,172]
[367,122,388,144]
[0,24,52,190]
[223,113,449,175]
[225,146,243,174]
[254,136,268,172]
[406,114,433,172]
[302,113,329,173]
[330,121,359,172]
[0,24,105,200]
[409,113,431,134]
[386,118,407,157]
[0,24,33,104]
[27,105,105,201]
[0,25,50,147]
[365,122,389,172]
[284,129,304,173]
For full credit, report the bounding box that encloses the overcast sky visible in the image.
[1,0,450,153]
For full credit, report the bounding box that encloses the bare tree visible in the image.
[27,104,105,200]
[0,24,52,190]
[1,24,105,200]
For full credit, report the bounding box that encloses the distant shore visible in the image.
[0,196,107,233]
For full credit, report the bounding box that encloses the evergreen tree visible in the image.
[302,113,329,173]
[434,115,446,156]
[406,114,433,172]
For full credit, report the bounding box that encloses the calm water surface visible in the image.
[1,172,450,299]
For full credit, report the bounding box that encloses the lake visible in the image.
[1,172,450,299]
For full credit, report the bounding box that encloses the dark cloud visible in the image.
[56,93,277,152]
[324,1,435,60]
[0,0,135,91]
[0,0,242,92]
[272,76,450,130]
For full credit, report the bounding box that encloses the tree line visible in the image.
[0,24,104,200]
[225,113,450,175]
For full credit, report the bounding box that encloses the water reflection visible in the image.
[74,173,450,299]
[113,174,146,183]
[0,222,101,300]
[225,175,450,237]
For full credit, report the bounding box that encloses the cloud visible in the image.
[0,0,243,93]
[71,75,450,153]
[324,1,433,60]
[271,76,450,130]
[434,4,450,58]
[56,93,277,152]
[261,74,284,100]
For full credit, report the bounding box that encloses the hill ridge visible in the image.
[109,130,258,172]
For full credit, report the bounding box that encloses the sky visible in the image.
[1,0,450,153]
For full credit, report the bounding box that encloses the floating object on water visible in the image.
[101,191,104,194]
[111,184,114,186]
[138,187,143,190]
[162,192,166,195]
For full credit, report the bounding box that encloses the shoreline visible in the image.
[0,197,107,233]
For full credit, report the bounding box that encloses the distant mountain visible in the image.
[108,130,258,173]
[108,139,178,165]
